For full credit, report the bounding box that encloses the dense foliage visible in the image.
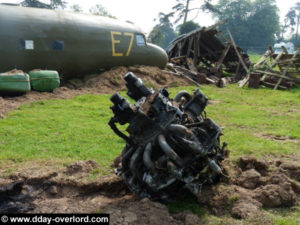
[148,13,178,49]
[177,21,200,35]
[21,0,66,9]
[172,0,217,24]
[213,0,280,51]
[285,2,300,45]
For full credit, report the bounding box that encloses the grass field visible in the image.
[0,84,299,224]
[1,85,299,169]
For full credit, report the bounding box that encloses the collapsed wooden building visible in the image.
[165,21,249,87]
[165,21,299,90]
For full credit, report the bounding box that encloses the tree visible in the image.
[21,0,66,9]
[148,13,178,49]
[89,4,116,19]
[278,17,289,41]
[285,2,300,43]
[70,4,83,13]
[177,21,200,35]
[148,27,165,47]
[214,0,280,51]
[172,0,219,24]
[288,33,300,47]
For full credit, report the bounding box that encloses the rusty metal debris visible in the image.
[240,47,300,90]
[165,21,248,87]
[109,72,226,200]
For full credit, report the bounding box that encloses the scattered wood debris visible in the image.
[165,21,249,88]
[239,47,300,90]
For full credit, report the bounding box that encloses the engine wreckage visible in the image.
[109,73,227,200]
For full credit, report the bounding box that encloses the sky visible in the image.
[1,0,299,35]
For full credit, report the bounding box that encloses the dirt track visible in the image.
[0,66,192,118]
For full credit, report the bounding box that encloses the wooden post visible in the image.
[248,73,261,89]
[186,36,194,59]
[193,33,199,67]
[227,30,248,73]
[227,30,250,88]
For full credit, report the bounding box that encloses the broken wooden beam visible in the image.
[255,70,294,80]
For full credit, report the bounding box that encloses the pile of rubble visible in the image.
[165,21,249,88]
[242,47,300,90]
[165,21,299,90]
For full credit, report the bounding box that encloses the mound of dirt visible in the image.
[238,156,269,176]
[0,66,192,119]
[197,156,300,219]
[102,198,198,225]
[66,160,100,175]
[81,66,190,92]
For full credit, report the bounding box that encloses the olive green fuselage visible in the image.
[0,5,168,79]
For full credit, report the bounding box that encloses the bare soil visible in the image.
[257,133,300,144]
[0,156,299,224]
[0,160,198,225]
[198,156,300,219]
[0,66,191,118]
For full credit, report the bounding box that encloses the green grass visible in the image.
[0,85,299,169]
[0,84,299,223]
[0,94,124,172]
[249,54,262,64]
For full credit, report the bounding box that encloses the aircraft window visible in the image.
[136,35,146,46]
[20,40,34,50]
[52,40,65,50]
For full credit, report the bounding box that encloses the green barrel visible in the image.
[0,70,31,94]
[29,70,60,92]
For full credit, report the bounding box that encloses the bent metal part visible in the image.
[109,72,227,200]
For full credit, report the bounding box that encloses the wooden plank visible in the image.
[197,32,201,58]
[216,43,231,71]
[170,55,186,61]
[254,49,273,70]
[193,34,199,66]
[261,81,288,90]
[255,70,294,80]
[174,65,197,76]
[174,69,201,87]
[227,30,248,73]
[274,51,298,90]
[227,30,250,88]
[186,36,194,59]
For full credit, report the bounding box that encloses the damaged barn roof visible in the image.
[166,20,243,73]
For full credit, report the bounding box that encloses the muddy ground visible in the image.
[0,156,299,225]
[0,66,191,118]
